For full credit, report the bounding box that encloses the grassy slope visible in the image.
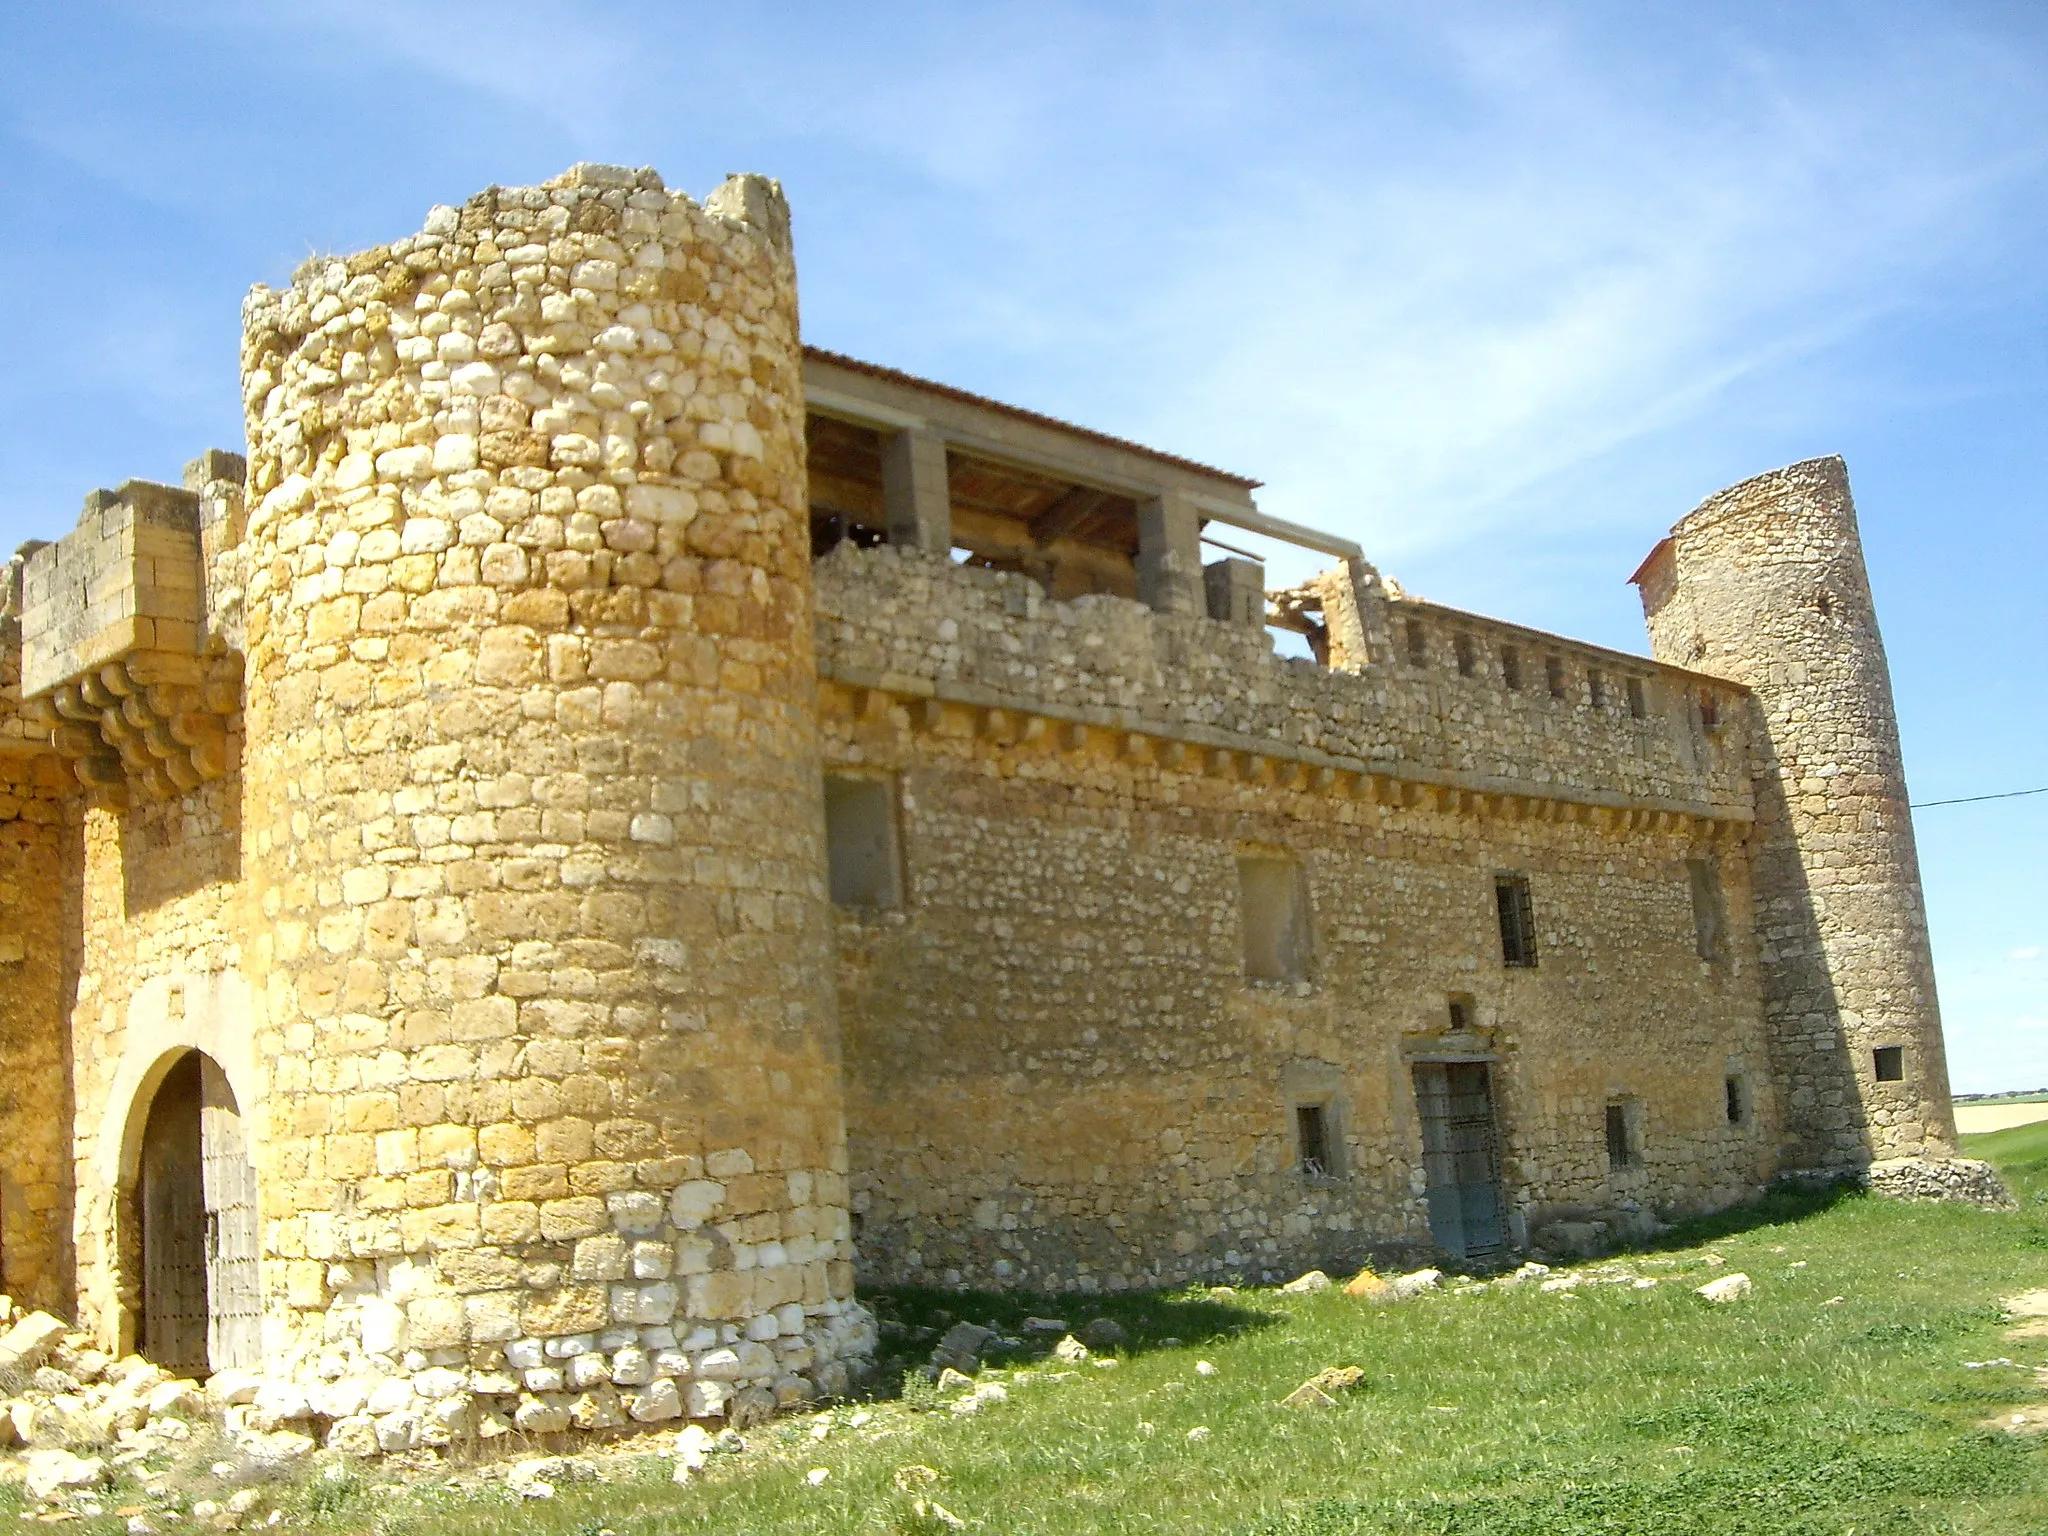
[20,1136,2048,1535]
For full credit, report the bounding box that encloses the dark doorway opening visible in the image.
[138,1052,259,1376]
[1413,1061,1506,1260]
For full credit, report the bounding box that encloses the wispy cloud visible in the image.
[2012,946,2045,964]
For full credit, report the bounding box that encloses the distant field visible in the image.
[1956,1100,2048,1134]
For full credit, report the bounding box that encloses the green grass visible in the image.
[17,1141,2048,1534]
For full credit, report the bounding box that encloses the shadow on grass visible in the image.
[858,1283,1280,1395]
[1641,1177,1865,1253]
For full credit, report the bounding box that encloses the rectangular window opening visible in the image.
[1454,633,1477,678]
[823,774,903,909]
[1240,855,1311,984]
[1588,667,1607,709]
[1545,655,1567,700]
[1447,995,1472,1032]
[1725,1075,1748,1126]
[1405,617,1428,668]
[1873,1045,1906,1083]
[1605,1102,1638,1170]
[1687,858,1726,962]
[1296,1104,1332,1180]
[1501,644,1522,691]
[1627,677,1647,719]
[1698,690,1720,730]
[1495,873,1537,968]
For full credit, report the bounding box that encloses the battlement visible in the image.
[19,478,204,698]
[816,542,1752,828]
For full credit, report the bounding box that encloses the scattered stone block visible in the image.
[929,1321,995,1376]
[1077,1317,1127,1349]
[1694,1273,1753,1303]
[1281,1366,1367,1409]
[0,1312,69,1373]
[22,1448,104,1501]
[1343,1267,1394,1302]
[1390,1268,1443,1300]
[1280,1270,1332,1295]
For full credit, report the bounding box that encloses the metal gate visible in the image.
[200,1058,261,1371]
[1412,1061,1505,1260]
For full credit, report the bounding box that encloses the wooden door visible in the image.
[199,1058,261,1372]
[1413,1061,1505,1260]
[140,1055,208,1377]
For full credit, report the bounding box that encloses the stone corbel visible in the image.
[23,649,242,804]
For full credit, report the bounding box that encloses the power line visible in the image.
[1912,785,2048,809]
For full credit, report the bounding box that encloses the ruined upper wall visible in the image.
[816,544,1752,822]
[1,550,34,753]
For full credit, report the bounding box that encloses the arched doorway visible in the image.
[136,1051,259,1376]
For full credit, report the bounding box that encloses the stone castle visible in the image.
[0,164,1989,1441]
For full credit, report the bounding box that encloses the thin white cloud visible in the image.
[2011,946,2045,964]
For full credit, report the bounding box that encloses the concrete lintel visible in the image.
[1191,497,1366,565]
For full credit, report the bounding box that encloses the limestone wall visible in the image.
[0,555,79,1312]
[231,164,865,1443]
[1638,456,1956,1168]
[818,549,1776,1289]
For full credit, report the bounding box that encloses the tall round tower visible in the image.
[1633,456,1955,1172]
[236,164,867,1438]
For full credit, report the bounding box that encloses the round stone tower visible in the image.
[1633,455,1955,1172]
[236,164,868,1440]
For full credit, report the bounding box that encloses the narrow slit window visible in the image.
[823,775,902,908]
[1605,1102,1638,1169]
[1545,655,1567,699]
[1405,617,1428,668]
[1447,996,1471,1031]
[1698,690,1719,730]
[1296,1104,1332,1179]
[1627,677,1647,719]
[1454,633,1477,678]
[1501,644,1522,691]
[1588,667,1607,709]
[1687,858,1726,961]
[1725,1076,1748,1126]
[1873,1046,1905,1083]
[1240,855,1311,983]
[1495,873,1537,968]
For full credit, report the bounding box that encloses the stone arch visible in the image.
[96,973,261,1372]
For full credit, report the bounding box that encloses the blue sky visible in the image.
[4,2,2045,1091]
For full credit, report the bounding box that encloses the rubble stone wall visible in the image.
[66,780,246,1354]
[230,164,865,1444]
[0,563,80,1312]
[1637,456,1955,1169]
[818,549,1777,1290]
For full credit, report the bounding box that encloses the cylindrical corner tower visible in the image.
[236,164,867,1441]
[1634,455,1956,1171]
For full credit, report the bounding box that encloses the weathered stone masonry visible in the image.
[0,164,1985,1443]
